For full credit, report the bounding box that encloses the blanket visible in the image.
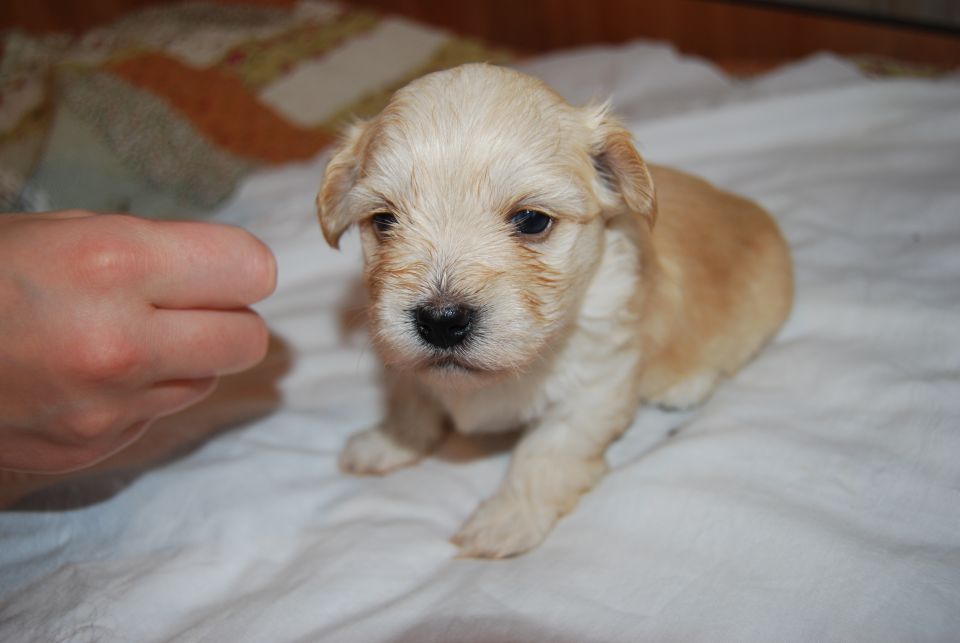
[1,29,959,643]
[0,1,510,215]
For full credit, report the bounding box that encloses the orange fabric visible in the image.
[108,52,335,163]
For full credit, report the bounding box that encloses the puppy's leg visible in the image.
[453,375,638,558]
[653,369,720,411]
[340,376,446,475]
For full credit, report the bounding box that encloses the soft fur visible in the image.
[317,64,793,558]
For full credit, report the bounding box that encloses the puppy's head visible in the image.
[318,64,655,386]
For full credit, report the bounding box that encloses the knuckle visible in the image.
[72,231,145,291]
[68,330,146,382]
[62,406,123,442]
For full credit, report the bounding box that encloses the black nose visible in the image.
[414,304,474,349]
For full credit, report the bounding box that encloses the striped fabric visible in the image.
[0,1,512,216]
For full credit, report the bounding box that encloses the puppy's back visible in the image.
[637,165,793,402]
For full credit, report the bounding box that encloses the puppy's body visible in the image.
[318,64,793,558]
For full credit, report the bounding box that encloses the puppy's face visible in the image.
[318,65,655,387]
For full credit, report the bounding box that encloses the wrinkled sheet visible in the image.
[2,43,959,642]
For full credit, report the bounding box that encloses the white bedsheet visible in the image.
[2,43,959,642]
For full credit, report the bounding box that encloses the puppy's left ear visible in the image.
[586,103,657,229]
[317,121,368,249]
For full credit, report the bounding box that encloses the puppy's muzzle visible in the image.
[414,304,474,349]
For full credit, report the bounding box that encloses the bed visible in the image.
[2,2,959,641]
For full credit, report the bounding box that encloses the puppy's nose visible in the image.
[414,304,474,349]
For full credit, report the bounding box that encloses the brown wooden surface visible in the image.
[0,0,303,34]
[3,0,957,68]
[348,0,960,69]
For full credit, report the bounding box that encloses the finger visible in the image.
[55,376,218,472]
[54,377,220,446]
[151,376,220,419]
[0,378,216,474]
[39,209,99,220]
[141,220,277,309]
[148,308,270,380]
[91,377,218,448]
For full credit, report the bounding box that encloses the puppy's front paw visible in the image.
[339,428,424,475]
[452,494,556,559]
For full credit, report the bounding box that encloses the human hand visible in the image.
[0,210,277,473]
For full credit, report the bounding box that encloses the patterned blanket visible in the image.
[0,1,511,217]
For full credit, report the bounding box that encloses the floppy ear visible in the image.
[586,103,657,229]
[317,121,368,249]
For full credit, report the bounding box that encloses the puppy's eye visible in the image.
[371,212,397,237]
[510,209,552,236]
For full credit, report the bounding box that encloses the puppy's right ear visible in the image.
[317,121,367,249]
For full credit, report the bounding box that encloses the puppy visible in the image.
[317,64,793,558]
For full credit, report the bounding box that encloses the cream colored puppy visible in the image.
[317,64,793,558]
